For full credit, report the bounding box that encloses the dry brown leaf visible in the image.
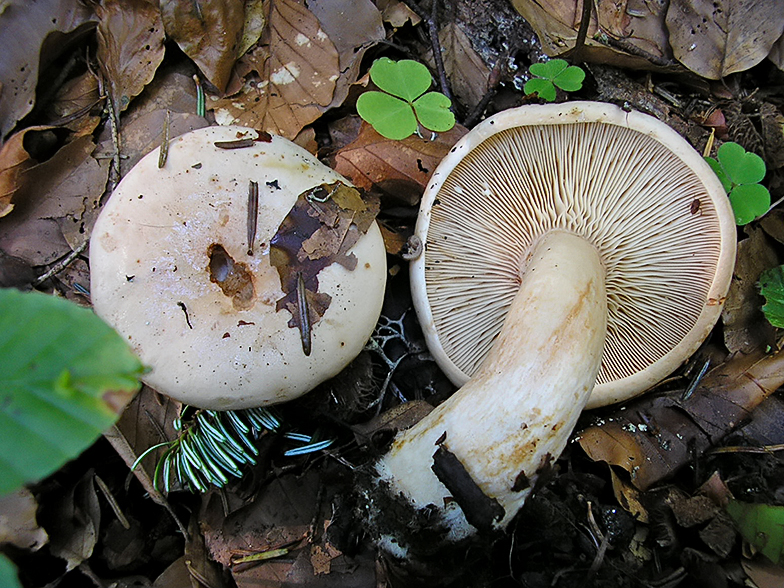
[376,0,421,27]
[209,0,340,139]
[439,23,491,112]
[667,0,784,79]
[609,468,648,523]
[200,468,377,588]
[308,0,385,109]
[332,121,468,206]
[0,0,95,141]
[0,488,48,551]
[44,71,102,136]
[96,0,166,114]
[509,0,672,69]
[721,226,778,354]
[770,32,784,70]
[0,126,54,218]
[105,386,180,499]
[42,470,101,571]
[160,0,244,93]
[760,102,784,169]
[579,349,784,490]
[0,134,109,265]
[239,0,267,57]
[742,556,784,588]
[269,182,380,345]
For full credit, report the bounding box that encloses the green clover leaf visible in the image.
[758,264,784,328]
[524,59,585,102]
[705,141,770,225]
[356,58,455,140]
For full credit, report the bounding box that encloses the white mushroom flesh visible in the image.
[378,230,606,539]
[90,126,386,410]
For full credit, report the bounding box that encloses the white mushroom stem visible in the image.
[376,230,607,540]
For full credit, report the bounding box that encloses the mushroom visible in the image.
[373,102,736,546]
[89,126,386,410]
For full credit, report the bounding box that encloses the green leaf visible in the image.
[759,264,784,328]
[369,57,432,102]
[729,183,771,225]
[0,554,21,588]
[704,156,733,193]
[553,65,586,92]
[412,91,455,132]
[529,59,569,80]
[0,289,143,496]
[726,500,784,564]
[718,142,766,185]
[524,78,556,102]
[356,91,418,140]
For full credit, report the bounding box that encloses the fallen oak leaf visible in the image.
[269,181,380,354]
[0,126,56,218]
[578,349,784,491]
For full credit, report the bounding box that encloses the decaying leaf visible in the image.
[509,0,672,69]
[439,23,491,112]
[160,0,244,93]
[0,134,109,266]
[0,0,95,141]
[721,226,778,353]
[199,468,377,587]
[43,71,102,137]
[96,0,166,114]
[106,386,180,497]
[0,127,54,218]
[42,470,101,571]
[667,0,784,80]
[269,182,380,343]
[307,0,385,110]
[209,0,340,139]
[0,488,48,551]
[376,0,421,27]
[332,121,467,206]
[578,349,784,491]
[238,0,266,58]
[760,102,784,169]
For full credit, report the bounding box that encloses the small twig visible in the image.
[94,474,131,530]
[158,110,171,169]
[711,443,784,455]
[569,0,592,61]
[247,180,259,255]
[406,0,452,101]
[428,0,451,101]
[33,241,89,286]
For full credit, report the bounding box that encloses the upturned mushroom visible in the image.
[90,126,386,410]
[372,102,736,548]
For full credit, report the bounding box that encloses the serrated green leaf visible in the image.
[529,59,569,80]
[0,289,143,496]
[369,57,432,102]
[704,156,733,193]
[718,142,766,185]
[412,91,455,132]
[553,65,585,92]
[524,78,556,102]
[356,91,418,140]
[726,500,784,564]
[759,264,784,327]
[0,554,21,588]
[729,183,770,225]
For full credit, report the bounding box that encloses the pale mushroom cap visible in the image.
[411,102,736,408]
[90,126,386,410]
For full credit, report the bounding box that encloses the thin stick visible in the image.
[33,241,89,286]
[247,181,259,256]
